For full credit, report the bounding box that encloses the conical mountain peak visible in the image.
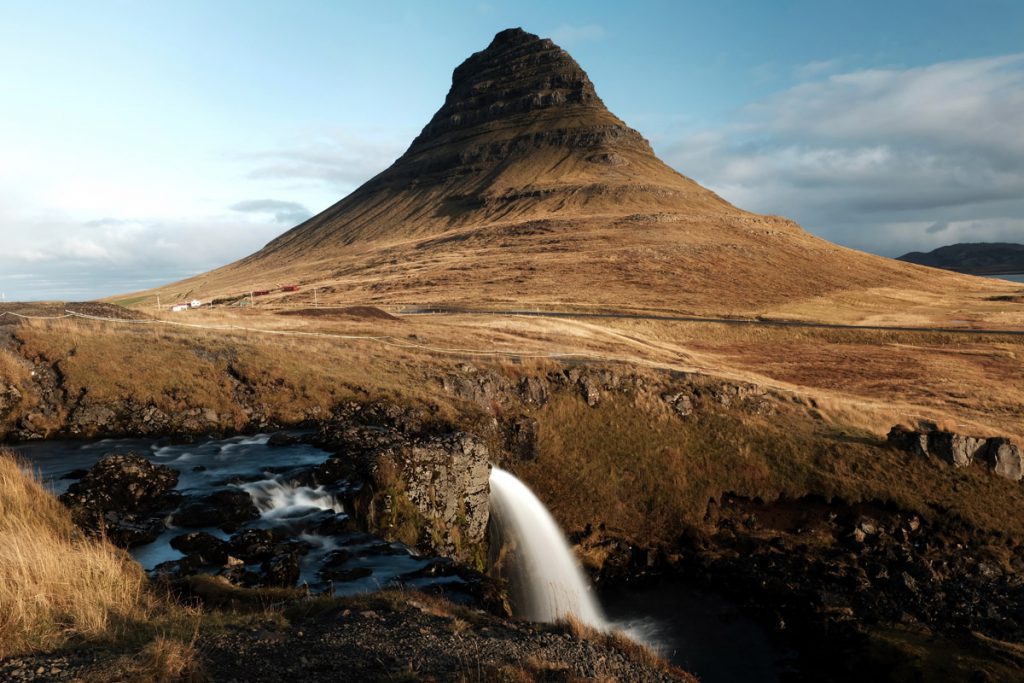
[409,27,604,149]
[256,28,735,254]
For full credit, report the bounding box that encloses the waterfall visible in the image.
[488,467,606,629]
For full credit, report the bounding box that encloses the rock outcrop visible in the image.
[887,425,1023,482]
[985,437,1024,481]
[316,404,492,564]
[59,454,180,547]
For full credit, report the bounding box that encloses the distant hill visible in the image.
[898,243,1024,275]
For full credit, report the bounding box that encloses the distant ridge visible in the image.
[898,243,1024,275]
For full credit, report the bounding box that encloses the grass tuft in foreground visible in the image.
[0,450,156,658]
[0,448,210,681]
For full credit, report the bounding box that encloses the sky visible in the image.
[1,0,1023,301]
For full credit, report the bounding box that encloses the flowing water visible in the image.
[488,466,606,629]
[14,434,452,594]
[17,436,787,681]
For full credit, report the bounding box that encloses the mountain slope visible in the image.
[132,28,1018,326]
[899,243,1024,275]
[252,27,737,258]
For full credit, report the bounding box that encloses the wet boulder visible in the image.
[170,531,229,566]
[259,541,311,587]
[61,453,179,512]
[172,489,260,531]
[306,511,359,536]
[226,528,278,563]
[59,453,179,547]
[267,431,300,447]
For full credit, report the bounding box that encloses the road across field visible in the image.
[400,307,1024,337]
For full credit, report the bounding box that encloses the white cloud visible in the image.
[230,199,312,226]
[233,132,405,191]
[663,53,1024,255]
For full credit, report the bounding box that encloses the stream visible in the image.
[15,433,789,682]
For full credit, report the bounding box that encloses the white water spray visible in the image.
[240,478,343,519]
[488,467,606,629]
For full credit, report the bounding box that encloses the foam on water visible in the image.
[240,478,344,519]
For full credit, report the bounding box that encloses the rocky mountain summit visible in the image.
[255,27,733,256]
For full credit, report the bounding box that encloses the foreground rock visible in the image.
[317,403,492,562]
[58,454,179,547]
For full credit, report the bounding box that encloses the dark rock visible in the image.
[267,431,298,447]
[312,457,354,485]
[503,415,540,460]
[261,551,302,587]
[227,529,279,563]
[172,489,260,531]
[151,553,206,580]
[60,453,178,513]
[307,512,359,536]
[60,468,89,480]
[103,515,167,547]
[59,453,179,547]
[170,532,229,565]
[321,549,352,568]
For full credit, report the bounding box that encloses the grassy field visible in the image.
[3,304,1021,443]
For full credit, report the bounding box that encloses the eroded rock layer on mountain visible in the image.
[255,27,734,254]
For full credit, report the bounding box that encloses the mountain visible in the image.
[258,27,735,254]
[898,243,1024,275]
[137,28,1007,322]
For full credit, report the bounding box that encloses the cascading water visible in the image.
[488,466,606,630]
[240,478,344,519]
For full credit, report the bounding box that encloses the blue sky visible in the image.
[2,0,1023,300]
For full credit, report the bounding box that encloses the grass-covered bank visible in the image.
[0,450,203,680]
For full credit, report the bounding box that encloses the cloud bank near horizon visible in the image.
[663,53,1024,256]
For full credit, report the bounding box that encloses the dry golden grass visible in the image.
[512,392,1024,549]
[6,301,1024,447]
[0,450,151,658]
[0,347,30,385]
